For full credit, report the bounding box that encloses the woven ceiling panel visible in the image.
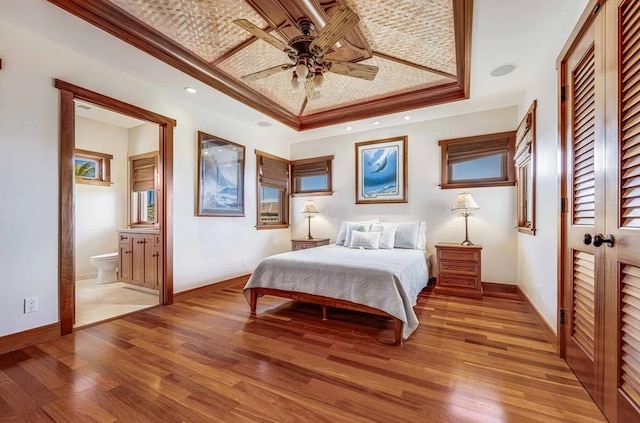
[218,35,304,114]
[303,55,453,115]
[344,0,457,76]
[109,0,267,62]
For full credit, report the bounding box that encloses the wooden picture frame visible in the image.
[74,148,112,186]
[197,131,245,217]
[355,136,408,204]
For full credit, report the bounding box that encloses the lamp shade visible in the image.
[301,199,319,214]
[452,192,479,210]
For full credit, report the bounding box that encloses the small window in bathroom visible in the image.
[74,149,112,186]
[130,152,158,227]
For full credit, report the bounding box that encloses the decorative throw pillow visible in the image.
[417,221,428,250]
[371,223,398,249]
[393,221,427,249]
[335,219,378,245]
[349,230,381,249]
[344,224,367,247]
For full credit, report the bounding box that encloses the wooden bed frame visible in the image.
[248,287,403,345]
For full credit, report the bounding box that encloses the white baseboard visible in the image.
[76,272,97,280]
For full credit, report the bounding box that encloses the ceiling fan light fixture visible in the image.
[296,58,309,81]
[313,70,324,91]
[291,72,301,91]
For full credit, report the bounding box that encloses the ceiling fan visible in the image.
[234,4,378,100]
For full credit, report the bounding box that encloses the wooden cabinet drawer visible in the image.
[439,249,478,262]
[439,275,477,288]
[118,233,131,244]
[439,260,477,276]
[291,238,329,251]
[294,242,316,250]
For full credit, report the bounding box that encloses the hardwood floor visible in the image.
[0,285,606,422]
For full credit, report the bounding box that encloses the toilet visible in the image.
[89,252,119,284]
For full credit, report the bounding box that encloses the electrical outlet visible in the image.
[537,284,542,301]
[241,259,246,268]
[444,205,452,214]
[24,297,38,313]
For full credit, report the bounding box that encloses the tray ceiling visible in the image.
[48,0,472,131]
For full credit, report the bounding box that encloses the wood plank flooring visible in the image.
[0,285,606,422]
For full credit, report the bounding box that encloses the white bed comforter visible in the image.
[243,244,429,339]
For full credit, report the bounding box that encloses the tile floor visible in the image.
[74,278,159,327]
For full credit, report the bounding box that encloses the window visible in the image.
[256,150,289,229]
[291,155,333,196]
[130,152,158,227]
[515,100,537,235]
[74,149,112,186]
[438,131,516,189]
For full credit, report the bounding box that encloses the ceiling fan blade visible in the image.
[304,79,321,101]
[234,19,293,54]
[241,64,293,82]
[325,60,378,81]
[309,5,359,55]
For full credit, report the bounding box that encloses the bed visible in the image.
[243,244,429,345]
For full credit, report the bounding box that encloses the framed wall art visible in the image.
[197,131,245,216]
[355,136,408,204]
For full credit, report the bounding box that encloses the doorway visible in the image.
[73,102,161,327]
[56,79,175,335]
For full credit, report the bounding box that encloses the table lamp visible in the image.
[301,199,319,239]
[452,192,479,245]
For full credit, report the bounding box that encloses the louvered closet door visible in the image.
[562,16,605,404]
[613,0,640,420]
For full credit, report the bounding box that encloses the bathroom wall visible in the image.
[74,117,128,278]
[128,123,158,156]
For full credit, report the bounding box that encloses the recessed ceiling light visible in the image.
[257,121,272,127]
[403,115,410,121]
[490,64,517,77]
[184,86,197,94]
[346,126,352,131]
[372,121,380,125]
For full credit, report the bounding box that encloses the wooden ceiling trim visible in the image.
[373,51,457,79]
[47,0,472,131]
[47,0,301,130]
[454,0,473,95]
[299,82,465,130]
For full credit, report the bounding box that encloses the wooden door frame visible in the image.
[55,79,176,335]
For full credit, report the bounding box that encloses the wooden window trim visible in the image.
[438,131,516,189]
[291,154,334,196]
[74,148,112,186]
[256,149,290,229]
[516,100,537,235]
[129,152,159,228]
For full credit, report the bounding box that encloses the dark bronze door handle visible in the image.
[583,233,592,245]
[593,233,614,248]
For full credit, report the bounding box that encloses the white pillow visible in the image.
[371,223,398,249]
[335,219,378,245]
[344,223,368,247]
[392,221,427,249]
[349,230,381,249]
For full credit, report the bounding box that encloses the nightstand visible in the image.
[291,238,330,251]
[434,243,483,299]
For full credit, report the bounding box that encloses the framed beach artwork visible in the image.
[197,131,245,216]
[355,136,408,204]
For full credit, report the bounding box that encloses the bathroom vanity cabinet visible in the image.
[118,230,160,290]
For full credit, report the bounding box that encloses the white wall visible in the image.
[291,106,519,284]
[128,123,158,157]
[75,117,128,277]
[0,12,291,337]
[516,0,590,331]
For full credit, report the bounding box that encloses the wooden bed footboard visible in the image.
[248,287,403,345]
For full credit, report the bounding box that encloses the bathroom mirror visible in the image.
[130,152,158,227]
